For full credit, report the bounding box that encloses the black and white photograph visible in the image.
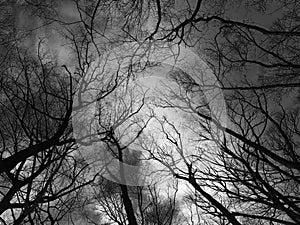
[0,0,299,224]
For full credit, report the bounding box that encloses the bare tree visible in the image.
[138,39,300,225]
[0,1,100,224]
[2,0,300,224]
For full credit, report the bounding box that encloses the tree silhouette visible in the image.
[1,0,300,224]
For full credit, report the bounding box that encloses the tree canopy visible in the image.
[0,0,299,224]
